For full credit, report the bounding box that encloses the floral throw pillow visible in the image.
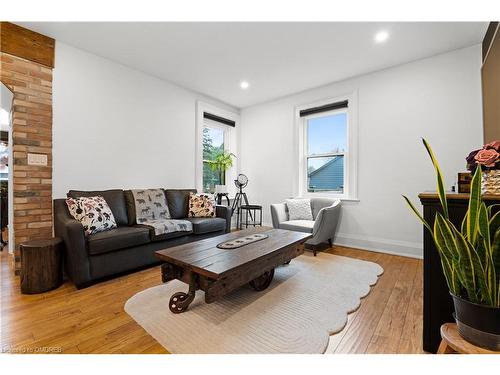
[66,196,117,235]
[188,192,215,218]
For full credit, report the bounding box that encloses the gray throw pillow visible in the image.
[285,198,313,221]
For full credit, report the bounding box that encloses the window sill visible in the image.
[339,197,360,202]
[301,192,359,202]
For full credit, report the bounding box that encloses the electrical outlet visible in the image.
[27,153,48,166]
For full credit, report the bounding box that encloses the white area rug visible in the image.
[125,252,383,353]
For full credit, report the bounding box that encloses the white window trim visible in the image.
[195,101,240,197]
[295,91,359,201]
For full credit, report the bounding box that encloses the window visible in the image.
[196,102,239,195]
[297,95,358,199]
[306,111,347,193]
[202,123,225,193]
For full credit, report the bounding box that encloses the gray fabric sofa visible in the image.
[270,197,341,255]
[54,189,231,288]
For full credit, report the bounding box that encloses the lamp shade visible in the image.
[215,184,228,194]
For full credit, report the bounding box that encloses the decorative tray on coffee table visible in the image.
[216,233,268,249]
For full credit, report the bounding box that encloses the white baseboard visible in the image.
[259,223,423,259]
[333,232,423,259]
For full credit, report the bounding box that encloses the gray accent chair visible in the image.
[270,197,341,255]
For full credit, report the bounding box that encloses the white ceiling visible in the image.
[18,22,487,108]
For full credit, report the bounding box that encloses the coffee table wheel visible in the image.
[249,268,275,291]
[169,291,195,314]
[283,260,291,265]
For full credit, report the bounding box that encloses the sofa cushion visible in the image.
[68,189,128,226]
[185,217,226,234]
[165,189,197,219]
[124,190,137,225]
[136,224,193,242]
[280,220,314,234]
[86,226,151,255]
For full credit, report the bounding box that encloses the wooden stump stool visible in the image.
[438,323,500,354]
[20,238,63,294]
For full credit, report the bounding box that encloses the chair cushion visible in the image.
[68,189,128,226]
[185,217,226,234]
[86,226,151,255]
[165,189,197,219]
[280,220,314,233]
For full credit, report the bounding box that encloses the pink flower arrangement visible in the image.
[466,140,500,172]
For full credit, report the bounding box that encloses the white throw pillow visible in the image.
[286,198,313,221]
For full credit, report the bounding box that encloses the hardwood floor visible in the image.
[0,245,423,354]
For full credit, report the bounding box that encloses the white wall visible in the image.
[240,45,483,258]
[53,42,238,198]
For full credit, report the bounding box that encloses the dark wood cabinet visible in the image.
[418,192,500,353]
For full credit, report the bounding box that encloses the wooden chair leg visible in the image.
[328,238,333,247]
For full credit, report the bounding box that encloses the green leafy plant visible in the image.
[403,139,500,307]
[205,151,236,185]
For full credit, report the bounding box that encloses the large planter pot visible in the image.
[481,169,500,195]
[451,293,500,350]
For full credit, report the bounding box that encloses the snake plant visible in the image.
[403,139,500,307]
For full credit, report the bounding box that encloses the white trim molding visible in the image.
[195,101,240,195]
[259,224,422,258]
[334,232,423,259]
[294,90,359,201]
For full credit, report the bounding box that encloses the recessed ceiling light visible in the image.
[374,31,389,43]
[240,81,249,89]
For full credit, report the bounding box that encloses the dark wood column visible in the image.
[482,22,500,143]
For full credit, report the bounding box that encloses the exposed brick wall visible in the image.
[0,52,53,272]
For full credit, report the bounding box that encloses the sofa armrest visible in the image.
[215,205,232,233]
[53,199,91,288]
[270,203,288,229]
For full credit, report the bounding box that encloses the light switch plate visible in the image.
[27,153,48,166]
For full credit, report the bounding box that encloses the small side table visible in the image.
[238,205,262,230]
[216,193,230,206]
[437,323,499,354]
[20,237,63,294]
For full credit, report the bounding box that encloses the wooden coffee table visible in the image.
[156,227,311,313]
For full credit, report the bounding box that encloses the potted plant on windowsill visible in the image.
[403,139,500,351]
[206,151,236,196]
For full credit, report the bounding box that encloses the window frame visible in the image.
[304,108,347,194]
[196,101,240,196]
[296,92,358,201]
[202,121,227,193]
